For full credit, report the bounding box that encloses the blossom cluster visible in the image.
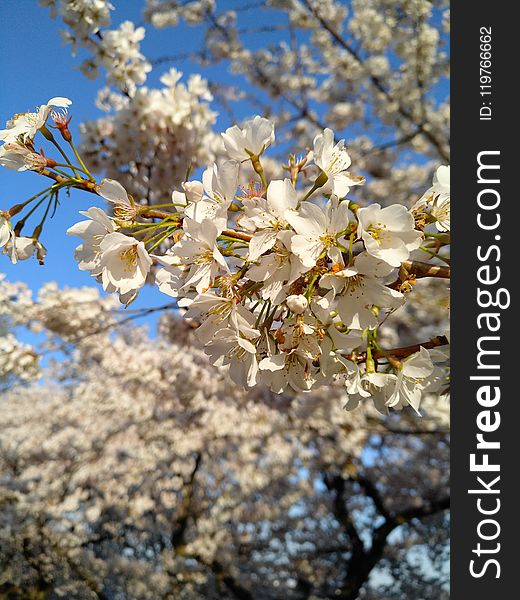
[79,68,218,204]
[1,280,449,597]
[0,333,39,384]
[0,97,78,263]
[0,274,119,384]
[66,115,450,409]
[144,0,215,29]
[40,0,150,95]
[0,90,449,408]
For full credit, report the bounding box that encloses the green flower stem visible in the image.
[219,234,250,244]
[147,227,178,252]
[221,250,247,260]
[302,170,329,202]
[9,183,61,215]
[254,300,269,328]
[241,281,263,300]
[68,140,95,181]
[52,167,78,179]
[306,271,320,301]
[349,232,355,263]
[419,245,451,265]
[15,197,47,226]
[365,346,376,373]
[266,304,279,329]
[262,301,278,329]
[236,264,249,279]
[424,231,450,241]
[302,183,319,202]
[348,200,359,214]
[53,162,91,177]
[147,203,185,209]
[50,138,81,178]
[140,221,177,240]
[33,194,55,236]
[250,154,268,189]
[132,222,173,237]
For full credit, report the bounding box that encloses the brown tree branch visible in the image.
[328,468,450,600]
[171,451,202,549]
[208,560,255,600]
[374,335,449,361]
[325,474,365,551]
[40,168,97,193]
[401,260,450,280]
[348,335,449,364]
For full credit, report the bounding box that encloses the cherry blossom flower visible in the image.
[344,372,398,414]
[318,333,353,380]
[172,219,229,293]
[0,214,13,248]
[183,292,259,345]
[357,203,422,267]
[204,328,259,388]
[184,161,238,232]
[182,180,204,203]
[246,232,307,304]
[312,128,365,197]
[98,232,152,295]
[432,165,450,196]
[259,349,317,394]
[385,347,435,413]
[286,294,308,315]
[259,315,323,393]
[327,325,364,356]
[0,143,48,172]
[241,178,298,261]
[0,97,72,143]
[320,253,404,329]
[5,236,47,265]
[221,116,275,161]
[414,165,450,232]
[285,195,352,268]
[67,207,117,273]
[97,178,138,222]
[154,252,188,298]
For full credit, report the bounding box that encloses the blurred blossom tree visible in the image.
[1,1,450,598]
[1,278,449,599]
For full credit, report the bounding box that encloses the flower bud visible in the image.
[182,180,204,203]
[51,109,73,142]
[286,294,308,314]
